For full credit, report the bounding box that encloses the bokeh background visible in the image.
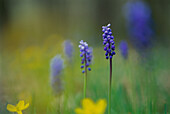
[0,0,170,114]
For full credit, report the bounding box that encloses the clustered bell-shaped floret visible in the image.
[79,40,92,73]
[102,24,116,59]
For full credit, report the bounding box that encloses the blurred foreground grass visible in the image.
[0,36,170,114]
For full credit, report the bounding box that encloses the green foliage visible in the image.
[0,41,170,114]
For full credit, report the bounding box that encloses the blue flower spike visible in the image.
[102,23,116,114]
[79,40,93,98]
[79,40,92,73]
[102,24,116,59]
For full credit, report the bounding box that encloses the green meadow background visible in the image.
[0,0,170,114]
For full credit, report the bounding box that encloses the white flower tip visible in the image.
[107,23,111,27]
[81,46,85,49]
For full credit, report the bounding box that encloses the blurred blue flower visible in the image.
[79,40,93,73]
[63,40,74,61]
[102,24,116,59]
[119,40,128,59]
[50,55,64,94]
[50,55,64,77]
[124,1,154,50]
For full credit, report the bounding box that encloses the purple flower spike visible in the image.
[50,55,64,94]
[50,55,64,77]
[102,23,116,114]
[119,40,128,59]
[79,40,93,73]
[102,24,116,60]
[63,40,74,61]
[124,1,154,51]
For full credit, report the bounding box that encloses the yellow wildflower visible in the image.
[75,98,107,114]
[7,100,29,114]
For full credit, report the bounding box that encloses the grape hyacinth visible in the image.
[102,24,116,59]
[124,1,154,51]
[50,55,64,94]
[63,40,74,62]
[102,23,115,114]
[119,40,128,59]
[79,40,92,73]
[79,40,92,98]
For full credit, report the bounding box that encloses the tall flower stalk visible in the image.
[102,24,116,114]
[79,40,92,98]
[50,55,64,113]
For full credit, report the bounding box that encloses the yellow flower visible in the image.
[75,98,107,114]
[7,100,29,114]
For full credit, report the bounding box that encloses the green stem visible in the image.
[164,103,167,114]
[108,58,112,114]
[84,71,87,98]
[58,95,61,114]
[108,82,111,114]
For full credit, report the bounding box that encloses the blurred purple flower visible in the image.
[50,55,64,77]
[119,41,128,59]
[79,40,93,73]
[63,40,74,61]
[50,55,64,94]
[124,1,154,50]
